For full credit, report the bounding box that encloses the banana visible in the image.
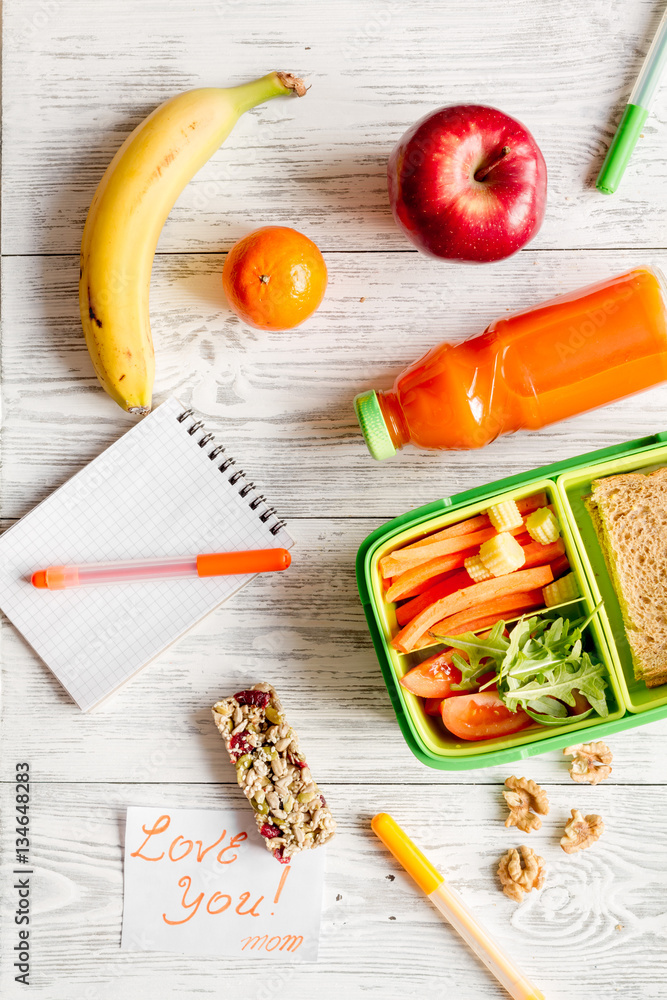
[79,72,306,414]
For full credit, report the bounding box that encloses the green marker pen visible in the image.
[597,7,667,194]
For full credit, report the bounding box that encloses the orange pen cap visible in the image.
[196,547,291,577]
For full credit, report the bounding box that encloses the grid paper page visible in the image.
[0,397,293,711]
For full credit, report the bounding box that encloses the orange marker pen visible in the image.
[31,548,291,590]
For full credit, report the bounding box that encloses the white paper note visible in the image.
[121,806,326,961]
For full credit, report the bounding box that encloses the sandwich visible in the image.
[585,467,667,687]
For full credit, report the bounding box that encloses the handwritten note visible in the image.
[121,806,326,961]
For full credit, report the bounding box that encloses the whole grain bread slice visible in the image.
[585,466,667,687]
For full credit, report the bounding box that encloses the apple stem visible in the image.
[474,146,511,182]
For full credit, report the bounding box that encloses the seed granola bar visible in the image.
[211,682,336,864]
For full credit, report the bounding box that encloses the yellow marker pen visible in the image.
[371,813,545,1000]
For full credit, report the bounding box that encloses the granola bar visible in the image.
[211,683,336,863]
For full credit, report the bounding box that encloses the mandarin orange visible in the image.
[222,226,327,330]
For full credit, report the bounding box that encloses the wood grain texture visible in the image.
[3,0,667,254]
[3,1,667,998]
[3,515,667,785]
[2,781,666,1000]
[3,249,667,520]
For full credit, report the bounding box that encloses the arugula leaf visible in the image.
[435,611,609,721]
[526,697,569,719]
[500,653,609,717]
[436,621,508,690]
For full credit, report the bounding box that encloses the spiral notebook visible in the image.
[0,396,293,711]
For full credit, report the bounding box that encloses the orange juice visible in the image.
[355,268,667,458]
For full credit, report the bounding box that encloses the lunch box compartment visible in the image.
[357,431,667,769]
[557,445,667,714]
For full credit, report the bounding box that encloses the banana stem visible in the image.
[229,72,307,115]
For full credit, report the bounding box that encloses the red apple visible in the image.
[387,105,547,263]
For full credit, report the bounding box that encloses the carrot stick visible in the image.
[404,588,544,635]
[396,493,549,554]
[381,524,526,578]
[402,514,490,550]
[521,538,565,568]
[391,565,554,653]
[550,554,570,579]
[411,614,505,650]
[395,570,459,602]
[395,569,473,626]
[428,589,545,638]
[518,493,548,514]
[386,553,474,604]
[412,601,542,649]
[394,535,569,625]
[390,528,561,613]
[396,569,473,626]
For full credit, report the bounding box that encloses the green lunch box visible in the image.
[356,430,667,770]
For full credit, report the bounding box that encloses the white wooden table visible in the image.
[2,1,667,997]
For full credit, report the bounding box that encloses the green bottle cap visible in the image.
[354,390,396,460]
[596,103,649,195]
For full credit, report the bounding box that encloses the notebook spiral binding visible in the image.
[177,408,286,536]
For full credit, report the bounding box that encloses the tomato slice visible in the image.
[476,669,498,690]
[441,691,532,741]
[399,651,462,698]
[424,697,444,716]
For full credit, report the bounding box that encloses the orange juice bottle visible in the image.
[355,267,667,458]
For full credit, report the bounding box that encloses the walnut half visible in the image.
[563,742,612,784]
[503,775,550,833]
[560,809,604,853]
[497,845,546,902]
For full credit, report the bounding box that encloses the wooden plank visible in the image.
[3,2,667,995]
[3,249,667,521]
[1,515,665,785]
[3,0,667,254]
[0,780,663,999]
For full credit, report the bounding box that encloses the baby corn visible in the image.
[464,554,493,582]
[543,572,579,607]
[479,532,526,578]
[486,499,523,532]
[526,508,560,545]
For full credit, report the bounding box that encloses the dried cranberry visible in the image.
[319,795,327,807]
[273,847,290,865]
[260,823,281,840]
[228,732,251,761]
[234,689,270,708]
